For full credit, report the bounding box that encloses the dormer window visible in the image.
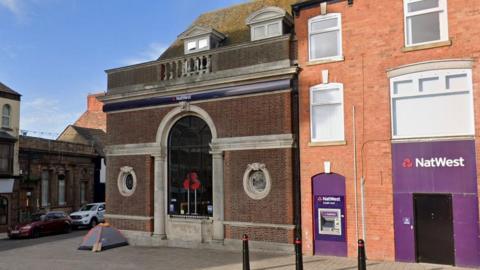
[186,37,209,52]
[246,6,293,41]
[179,25,225,54]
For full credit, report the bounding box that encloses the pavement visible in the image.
[0,231,476,270]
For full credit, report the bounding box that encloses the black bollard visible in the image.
[294,237,303,270]
[243,234,250,270]
[358,239,367,270]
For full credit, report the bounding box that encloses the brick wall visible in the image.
[18,150,96,214]
[107,218,153,232]
[107,91,292,145]
[106,155,153,217]
[225,226,294,244]
[73,93,107,132]
[294,0,480,261]
[224,148,294,243]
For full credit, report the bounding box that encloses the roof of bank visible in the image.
[105,0,298,74]
[158,0,297,60]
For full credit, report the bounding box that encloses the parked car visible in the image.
[8,211,72,239]
[69,202,105,228]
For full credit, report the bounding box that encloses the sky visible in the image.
[0,0,245,138]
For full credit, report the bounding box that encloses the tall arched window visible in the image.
[0,196,7,225]
[2,104,10,128]
[168,116,212,217]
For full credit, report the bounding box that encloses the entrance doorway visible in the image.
[414,194,454,265]
[167,116,212,217]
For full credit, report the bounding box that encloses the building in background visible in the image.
[58,93,106,202]
[0,82,21,233]
[72,93,106,132]
[101,0,298,251]
[17,136,97,221]
[0,91,106,232]
[293,0,480,267]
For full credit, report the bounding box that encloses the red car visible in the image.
[8,211,72,239]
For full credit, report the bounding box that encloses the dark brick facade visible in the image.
[224,149,293,225]
[0,136,100,233]
[107,92,292,145]
[106,155,154,217]
[225,226,294,244]
[103,0,297,247]
[105,92,295,244]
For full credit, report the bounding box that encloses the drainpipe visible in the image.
[353,106,359,241]
[291,74,303,270]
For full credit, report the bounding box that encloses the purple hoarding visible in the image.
[312,173,347,257]
[392,140,480,267]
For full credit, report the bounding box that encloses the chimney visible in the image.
[87,93,104,112]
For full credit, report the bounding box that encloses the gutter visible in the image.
[292,0,353,16]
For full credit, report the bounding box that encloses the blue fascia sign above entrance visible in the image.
[103,79,291,112]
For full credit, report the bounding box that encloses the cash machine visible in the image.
[312,173,347,256]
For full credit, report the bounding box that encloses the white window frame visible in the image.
[390,69,474,139]
[403,0,449,47]
[308,13,343,62]
[184,37,210,54]
[251,20,283,41]
[310,83,345,143]
[2,104,10,129]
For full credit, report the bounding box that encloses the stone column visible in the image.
[153,153,166,238]
[212,151,224,242]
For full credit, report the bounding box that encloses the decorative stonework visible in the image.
[117,166,137,197]
[243,163,271,200]
[179,101,190,112]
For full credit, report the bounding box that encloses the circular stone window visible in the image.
[117,166,137,197]
[243,163,271,200]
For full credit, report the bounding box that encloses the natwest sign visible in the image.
[403,157,466,168]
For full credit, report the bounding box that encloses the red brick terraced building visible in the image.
[292,0,480,267]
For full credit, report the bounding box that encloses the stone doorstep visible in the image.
[121,229,294,254]
[0,233,7,240]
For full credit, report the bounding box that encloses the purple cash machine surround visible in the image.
[312,173,347,257]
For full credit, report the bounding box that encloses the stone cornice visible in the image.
[106,134,295,157]
[210,134,295,152]
[102,64,297,104]
[105,142,161,157]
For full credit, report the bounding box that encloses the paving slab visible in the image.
[0,231,476,270]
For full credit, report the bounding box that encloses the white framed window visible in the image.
[251,21,282,41]
[185,37,210,54]
[243,163,272,200]
[2,104,10,128]
[117,166,137,197]
[310,83,345,142]
[404,0,449,47]
[390,69,473,139]
[308,13,342,61]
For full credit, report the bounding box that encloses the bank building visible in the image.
[101,0,300,251]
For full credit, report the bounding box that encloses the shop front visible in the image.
[392,140,480,267]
